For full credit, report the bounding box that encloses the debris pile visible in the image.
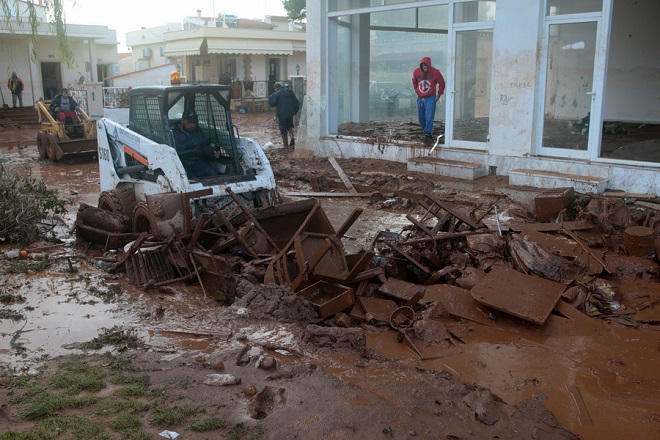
[76,184,660,358]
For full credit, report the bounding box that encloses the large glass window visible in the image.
[546,0,602,16]
[332,0,421,12]
[453,1,496,23]
[336,5,449,130]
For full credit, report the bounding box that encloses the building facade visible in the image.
[305,0,660,194]
[1,0,119,104]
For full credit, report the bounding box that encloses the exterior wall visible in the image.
[306,0,660,194]
[107,64,178,87]
[488,0,543,157]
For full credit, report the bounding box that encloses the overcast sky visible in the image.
[63,0,288,51]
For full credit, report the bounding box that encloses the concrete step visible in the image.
[509,169,608,194]
[408,156,488,180]
[0,107,38,126]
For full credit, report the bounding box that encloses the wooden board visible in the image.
[470,265,566,325]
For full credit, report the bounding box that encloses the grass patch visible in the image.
[96,396,150,415]
[191,416,227,432]
[49,357,106,394]
[111,371,149,387]
[150,405,199,427]
[113,384,152,398]
[69,416,110,439]
[5,259,53,274]
[19,391,67,421]
[228,423,266,440]
[108,412,142,434]
[68,327,138,350]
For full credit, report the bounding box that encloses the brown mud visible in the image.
[0,110,659,439]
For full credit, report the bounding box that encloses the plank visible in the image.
[470,265,566,325]
[328,157,358,193]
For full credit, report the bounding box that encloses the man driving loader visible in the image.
[49,88,80,123]
[171,109,221,178]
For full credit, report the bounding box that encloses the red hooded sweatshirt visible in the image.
[412,56,445,100]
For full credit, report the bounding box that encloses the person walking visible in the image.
[268,82,300,147]
[7,71,24,109]
[412,57,445,146]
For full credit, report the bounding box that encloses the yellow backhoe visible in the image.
[35,99,97,161]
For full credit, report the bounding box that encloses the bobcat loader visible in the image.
[95,84,277,233]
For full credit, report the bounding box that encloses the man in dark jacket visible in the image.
[49,88,79,123]
[7,71,24,109]
[171,110,219,179]
[268,82,300,146]
[412,56,445,146]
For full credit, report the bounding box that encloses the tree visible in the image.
[283,0,306,22]
[2,0,73,66]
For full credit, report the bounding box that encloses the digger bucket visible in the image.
[51,138,98,161]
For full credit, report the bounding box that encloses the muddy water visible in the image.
[2,117,659,439]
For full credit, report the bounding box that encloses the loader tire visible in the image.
[132,203,152,234]
[46,133,59,162]
[98,188,137,218]
[37,131,48,160]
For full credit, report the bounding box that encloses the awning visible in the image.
[205,38,294,55]
[163,38,206,57]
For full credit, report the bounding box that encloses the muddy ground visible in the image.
[0,110,659,440]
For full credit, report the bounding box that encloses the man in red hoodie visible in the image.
[412,56,445,146]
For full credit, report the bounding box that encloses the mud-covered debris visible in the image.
[302,325,366,353]
[462,389,501,425]
[234,280,319,323]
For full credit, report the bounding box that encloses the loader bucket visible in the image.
[52,138,98,162]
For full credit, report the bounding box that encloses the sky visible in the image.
[62,0,288,51]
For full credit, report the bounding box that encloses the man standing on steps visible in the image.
[268,82,300,147]
[412,56,445,146]
[7,71,24,110]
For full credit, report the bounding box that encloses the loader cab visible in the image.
[128,85,243,182]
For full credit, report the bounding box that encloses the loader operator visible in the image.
[172,110,220,178]
[50,88,79,123]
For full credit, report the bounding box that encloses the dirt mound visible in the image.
[234,280,318,322]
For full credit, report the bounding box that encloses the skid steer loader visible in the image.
[36,99,97,161]
[95,84,277,234]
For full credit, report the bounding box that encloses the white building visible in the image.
[305,0,660,194]
[0,0,119,103]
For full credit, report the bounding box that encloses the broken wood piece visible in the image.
[378,278,425,306]
[384,241,431,275]
[212,206,258,257]
[470,265,566,325]
[424,192,481,230]
[335,208,363,239]
[401,229,491,246]
[286,191,375,198]
[188,213,209,250]
[358,297,399,324]
[108,232,150,273]
[424,284,495,327]
[296,281,355,318]
[328,157,358,193]
[603,190,656,199]
[424,264,461,285]
[225,187,281,253]
[562,228,611,274]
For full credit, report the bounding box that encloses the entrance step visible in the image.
[408,156,487,180]
[0,107,38,126]
[509,169,608,194]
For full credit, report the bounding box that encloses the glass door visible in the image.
[537,18,604,159]
[450,27,493,149]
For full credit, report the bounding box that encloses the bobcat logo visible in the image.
[418,80,432,94]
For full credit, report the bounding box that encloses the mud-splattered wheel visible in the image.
[98,188,137,218]
[46,133,59,162]
[36,131,48,159]
[132,203,152,234]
